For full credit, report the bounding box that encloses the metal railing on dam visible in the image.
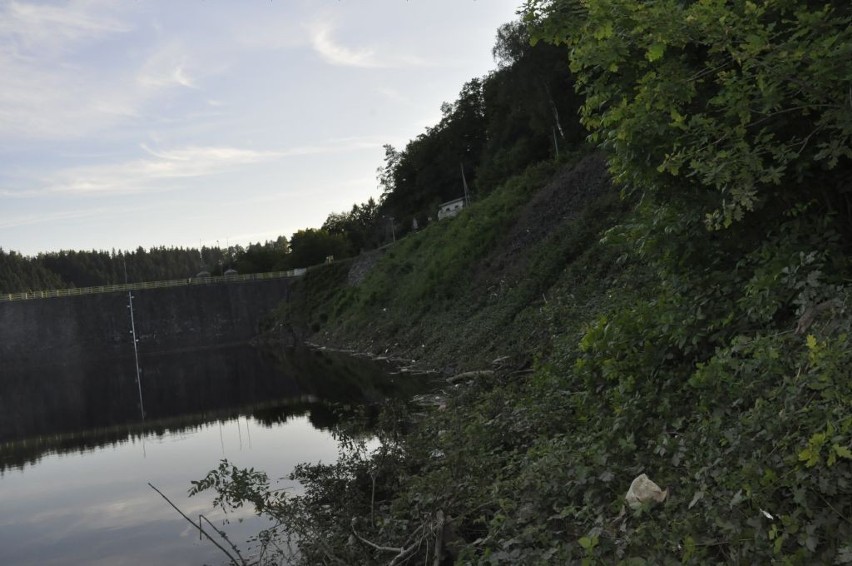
[0,268,307,303]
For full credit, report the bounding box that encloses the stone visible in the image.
[625,473,668,509]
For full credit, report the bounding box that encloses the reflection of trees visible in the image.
[0,345,436,472]
[307,404,339,431]
[267,347,429,404]
[250,400,314,428]
[0,410,229,474]
[249,401,380,435]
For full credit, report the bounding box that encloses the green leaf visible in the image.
[799,446,819,467]
[593,22,614,40]
[646,43,665,62]
[833,444,852,460]
[799,432,828,467]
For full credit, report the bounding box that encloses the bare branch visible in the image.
[350,517,404,554]
[200,513,249,565]
[148,482,244,566]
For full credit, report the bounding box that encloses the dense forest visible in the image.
[0,245,233,293]
[185,1,852,564]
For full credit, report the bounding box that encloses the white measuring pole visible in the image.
[128,291,145,419]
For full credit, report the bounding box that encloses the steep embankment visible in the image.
[226,0,852,560]
[281,153,627,372]
[249,143,852,565]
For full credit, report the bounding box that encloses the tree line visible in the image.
[240,20,589,272]
[0,246,227,294]
[2,19,587,293]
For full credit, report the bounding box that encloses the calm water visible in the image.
[0,345,425,565]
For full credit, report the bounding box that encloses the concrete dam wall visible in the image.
[0,278,292,367]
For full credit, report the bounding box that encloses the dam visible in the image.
[0,272,299,367]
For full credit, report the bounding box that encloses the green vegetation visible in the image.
[269,259,353,339]
[527,0,852,231]
[2,1,847,562]
[0,245,235,293]
[309,154,625,370]
[190,2,852,564]
[0,248,64,294]
[377,21,585,236]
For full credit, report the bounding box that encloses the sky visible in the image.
[0,0,522,257]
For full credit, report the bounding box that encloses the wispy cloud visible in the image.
[308,21,381,68]
[307,21,431,69]
[0,1,141,140]
[0,0,129,54]
[0,51,140,139]
[137,42,200,90]
[0,145,277,197]
[46,145,281,195]
[3,137,385,198]
[0,3,211,141]
[0,207,114,230]
[274,136,385,158]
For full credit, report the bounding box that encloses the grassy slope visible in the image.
[299,153,627,372]
[262,150,851,564]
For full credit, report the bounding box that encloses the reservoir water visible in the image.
[0,345,425,565]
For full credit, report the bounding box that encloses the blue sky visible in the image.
[0,0,521,256]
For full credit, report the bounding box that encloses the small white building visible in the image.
[437,197,465,220]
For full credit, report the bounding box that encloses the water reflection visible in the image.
[0,345,424,472]
[0,345,430,565]
[0,415,336,565]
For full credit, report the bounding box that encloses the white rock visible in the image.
[625,473,668,509]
